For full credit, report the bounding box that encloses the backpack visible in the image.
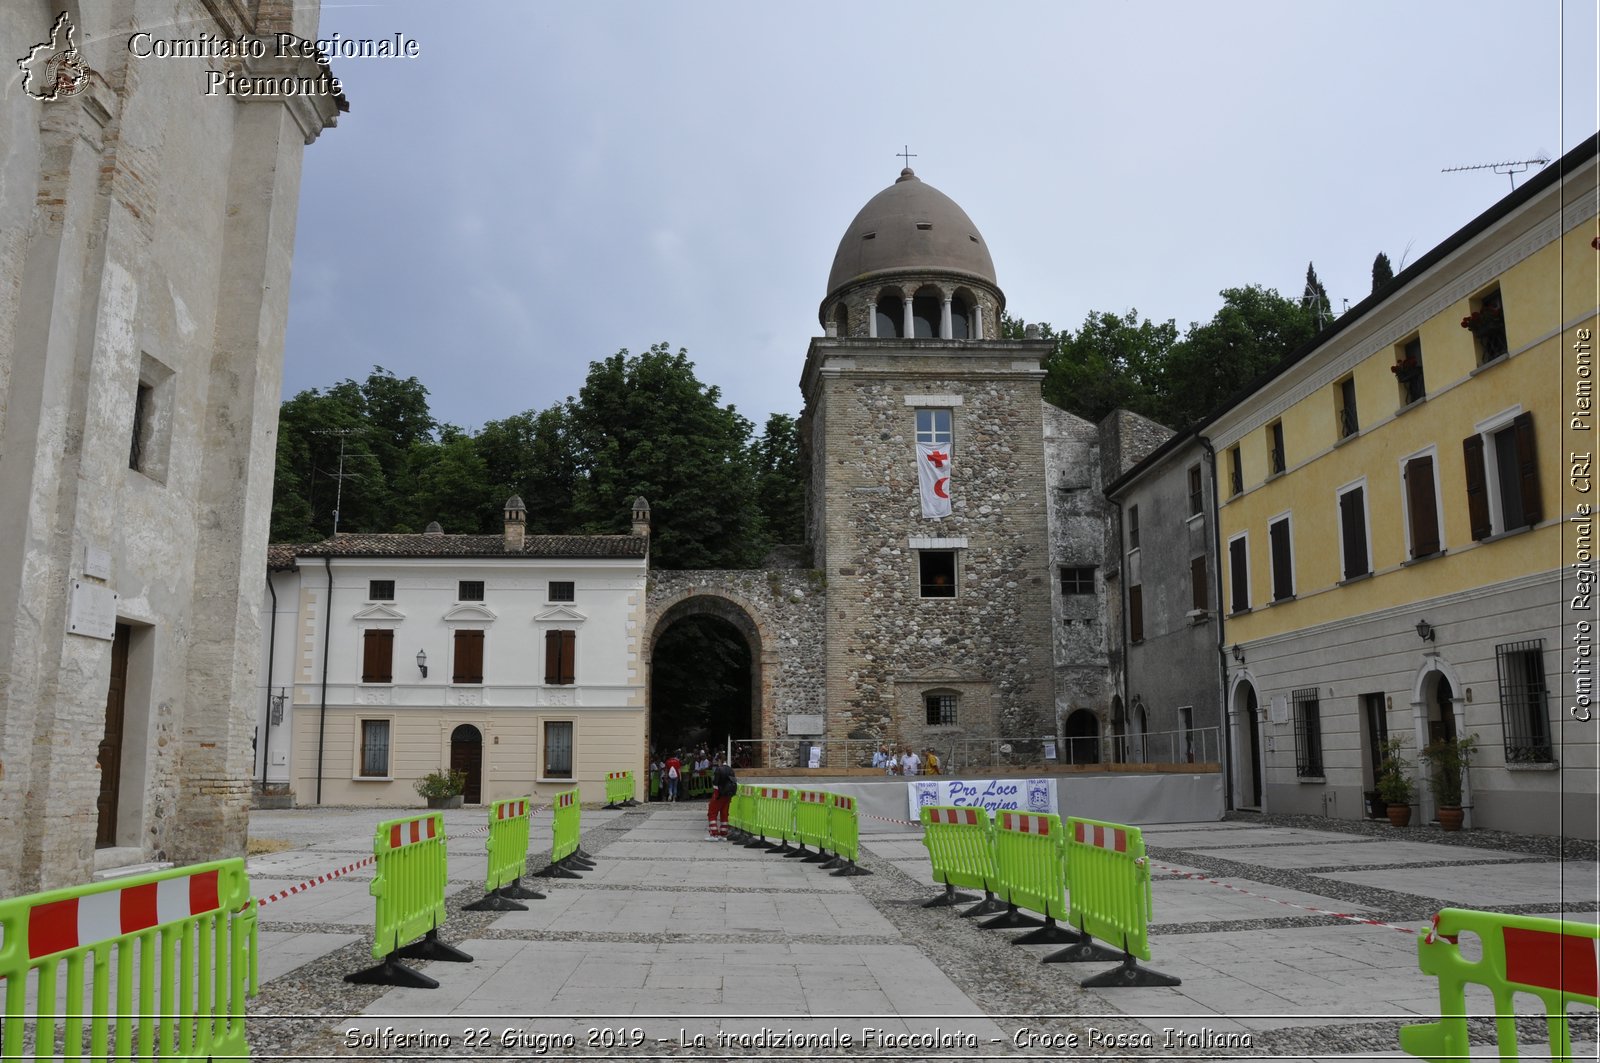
[668,765,679,779]
[716,765,736,797]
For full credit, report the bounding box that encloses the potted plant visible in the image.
[415,769,467,809]
[1421,734,1477,832]
[1374,737,1415,827]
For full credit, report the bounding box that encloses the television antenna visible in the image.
[1441,153,1551,191]
[313,428,364,535]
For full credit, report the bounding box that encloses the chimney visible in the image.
[631,496,651,537]
[424,520,444,536]
[503,495,526,551]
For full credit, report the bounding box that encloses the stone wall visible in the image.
[0,0,337,893]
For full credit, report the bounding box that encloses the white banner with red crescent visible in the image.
[916,442,953,518]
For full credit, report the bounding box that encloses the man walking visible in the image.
[664,751,682,803]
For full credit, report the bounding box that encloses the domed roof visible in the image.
[825,168,997,299]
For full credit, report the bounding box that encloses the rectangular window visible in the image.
[1395,336,1425,405]
[369,580,395,601]
[453,629,484,684]
[1336,376,1359,439]
[1464,412,1542,540]
[1467,287,1508,365]
[548,580,576,602]
[1190,555,1208,613]
[1269,516,1294,601]
[458,580,485,602]
[359,719,390,778]
[1128,584,1144,643]
[361,629,394,684]
[1268,421,1286,476]
[1228,535,1249,614]
[544,629,576,685]
[1128,505,1140,550]
[129,383,152,471]
[1338,484,1370,580]
[1187,464,1204,517]
[1292,687,1324,777]
[1059,566,1095,595]
[925,693,957,726]
[1229,446,1243,498]
[919,550,957,597]
[1495,640,1552,763]
[543,721,573,779]
[1403,454,1442,559]
[915,408,952,445]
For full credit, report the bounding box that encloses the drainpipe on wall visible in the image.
[1201,436,1234,811]
[262,574,278,791]
[316,556,332,805]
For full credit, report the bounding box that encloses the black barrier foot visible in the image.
[829,859,872,877]
[1041,937,1123,964]
[1079,953,1182,988]
[742,835,769,849]
[960,890,1008,918]
[396,929,472,964]
[501,878,545,900]
[977,903,1044,931]
[782,844,810,859]
[602,801,621,810]
[535,862,581,879]
[800,847,829,864]
[566,855,595,869]
[463,890,529,913]
[818,855,843,870]
[764,840,794,854]
[344,956,438,990]
[575,847,595,860]
[922,881,980,908]
[1011,918,1083,946]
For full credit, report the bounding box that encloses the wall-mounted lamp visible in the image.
[1231,644,1245,664]
[416,649,429,678]
[1415,619,1435,643]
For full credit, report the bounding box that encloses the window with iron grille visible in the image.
[1495,640,1552,763]
[543,720,573,779]
[548,581,576,602]
[458,580,485,601]
[1059,566,1095,595]
[359,719,390,777]
[369,580,395,601]
[1229,446,1243,497]
[1187,464,1204,517]
[925,692,957,726]
[1268,421,1286,476]
[1292,687,1324,777]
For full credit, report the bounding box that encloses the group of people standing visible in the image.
[648,747,738,841]
[872,744,940,776]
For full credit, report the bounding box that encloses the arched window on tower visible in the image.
[950,290,974,339]
[912,287,942,339]
[832,304,849,338]
[875,290,905,338]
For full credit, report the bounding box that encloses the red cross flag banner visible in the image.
[917,442,953,518]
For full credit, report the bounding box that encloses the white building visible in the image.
[259,498,650,806]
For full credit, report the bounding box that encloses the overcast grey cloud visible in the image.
[283,1,1599,432]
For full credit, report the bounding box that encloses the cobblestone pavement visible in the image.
[245,803,1598,1061]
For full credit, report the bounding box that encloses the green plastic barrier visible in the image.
[793,790,831,853]
[0,859,256,1061]
[465,797,543,912]
[552,788,581,862]
[920,805,997,899]
[755,786,795,849]
[346,811,472,988]
[649,770,661,800]
[728,784,754,837]
[1400,908,1600,1062]
[971,810,1066,935]
[604,772,630,808]
[1051,817,1177,986]
[824,793,870,876]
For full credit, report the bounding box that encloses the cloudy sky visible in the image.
[283,2,1598,433]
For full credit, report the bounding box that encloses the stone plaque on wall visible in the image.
[67,580,117,640]
[786,714,824,735]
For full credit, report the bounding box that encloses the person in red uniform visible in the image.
[706,753,735,839]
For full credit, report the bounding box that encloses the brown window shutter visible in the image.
[1513,412,1542,525]
[1190,555,1208,612]
[453,630,483,684]
[1462,434,1491,541]
[546,629,575,685]
[1405,456,1440,557]
[1270,520,1293,600]
[362,629,393,684]
[1129,585,1144,642]
[1340,489,1368,579]
[560,630,576,684]
[1229,538,1248,612]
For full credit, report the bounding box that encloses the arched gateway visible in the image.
[645,570,825,766]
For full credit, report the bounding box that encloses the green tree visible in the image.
[567,343,764,569]
[1160,286,1316,429]
[1301,261,1334,330]
[1037,309,1177,423]
[752,413,804,546]
[404,431,495,533]
[473,406,581,534]
[1371,251,1395,293]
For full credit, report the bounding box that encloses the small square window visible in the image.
[915,408,952,445]
[1059,566,1095,595]
[1128,505,1140,550]
[925,693,957,726]
[458,580,485,601]
[369,580,395,602]
[548,581,575,602]
[919,551,956,597]
[1187,464,1204,517]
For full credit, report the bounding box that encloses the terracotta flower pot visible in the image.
[1386,803,1412,828]
[1437,806,1464,832]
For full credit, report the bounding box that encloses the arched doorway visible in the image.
[450,724,482,803]
[1063,709,1100,764]
[1232,679,1262,809]
[648,594,764,767]
[1110,695,1126,763]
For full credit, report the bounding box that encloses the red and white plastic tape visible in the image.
[1152,861,1420,935]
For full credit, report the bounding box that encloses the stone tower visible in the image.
[800,167,1057,759]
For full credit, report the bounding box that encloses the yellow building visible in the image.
[1207,135,1597,837]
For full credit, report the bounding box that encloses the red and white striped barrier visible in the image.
[30,867,226,959]
[1074,820,1131,853]
[923,808,981,826]
[997,811,1053,834]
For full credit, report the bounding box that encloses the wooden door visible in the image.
[96,624,130,848]
[450,724,483,803]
